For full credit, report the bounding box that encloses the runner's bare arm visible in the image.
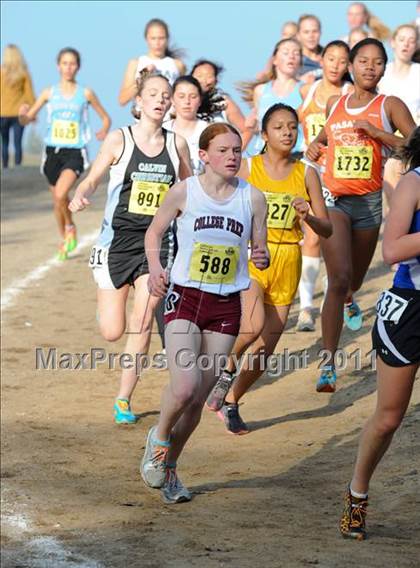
[118,59,139,106]
[175,134,193,180]
[295,165,332,238]
[85,88,111,141]
[250,186,270,270]
[355,97,416,148]
[225,96,254,150]
[18,87,50,125]
[174,58,186,74]
[383,171,420,264]
[237,158,250,181]
[68,130,124,212]
[145,181,187,296]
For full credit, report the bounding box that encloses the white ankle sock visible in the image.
[299,256,321,310]
[350,484,368,499]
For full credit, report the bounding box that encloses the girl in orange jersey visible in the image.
[297,40,352,331]
[306,38,416,393]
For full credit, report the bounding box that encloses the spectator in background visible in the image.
[342,2,391,44]
[296,14,323,84]
[0,45,35,168]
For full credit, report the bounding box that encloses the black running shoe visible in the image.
[217,403,249,435]
[206,370,235,411]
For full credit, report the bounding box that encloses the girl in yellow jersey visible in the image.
[206,103,332,434]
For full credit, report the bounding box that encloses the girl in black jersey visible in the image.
[70,72,192,423]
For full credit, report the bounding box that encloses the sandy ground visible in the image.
[1,166,419,568]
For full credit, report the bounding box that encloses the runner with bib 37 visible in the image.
[306,38,416,393]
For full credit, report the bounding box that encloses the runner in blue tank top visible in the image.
[237,38,304,155]
[340,127,420,541]
[19,47,110,260]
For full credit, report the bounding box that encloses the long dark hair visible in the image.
[397,127,420,171]
[260,103,299,153]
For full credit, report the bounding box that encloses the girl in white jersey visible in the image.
[140,123,269,503]
[19,47,110,260]
[164,76,208,174]
[340,127,420,541]
[69,72,192,425]
[118,18,185,106]
[379,24,420,211]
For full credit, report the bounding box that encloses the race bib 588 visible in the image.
[189,242,239,285]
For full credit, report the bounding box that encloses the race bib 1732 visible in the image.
[128,180,169,216]
[333,145,373,179]
[189,242,239,285]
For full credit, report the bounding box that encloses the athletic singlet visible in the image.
[97,126,178,248]
[379,63,420,124]
[256,81,304,152]
[247,155,310,244]
[300,80,353,147]
[45,84,90,149]
[393,168,420,291]
[323,93,393,196]
[164,118,207,175]
[170,176,253,295]
[135,55,180,85]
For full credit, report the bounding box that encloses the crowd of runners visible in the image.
[2,0,419,542]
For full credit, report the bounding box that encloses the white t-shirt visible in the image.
[378,62,420,124]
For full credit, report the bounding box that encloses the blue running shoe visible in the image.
[113,398,138,424]
[344,301,363,331]
[316,367,337,393]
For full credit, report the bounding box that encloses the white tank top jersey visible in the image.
[135,55,180,85]
[170,176,253,295]
[163,118,208,174]
[379,62,420,124]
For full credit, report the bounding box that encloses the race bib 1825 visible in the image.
[51,119,80,145]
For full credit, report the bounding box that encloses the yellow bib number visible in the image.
[333,146,373,179]
[265,193,296,230]
[189,243,239,285]
[51,120,80,145]
[128,180,169,216]
[306,113,325,143]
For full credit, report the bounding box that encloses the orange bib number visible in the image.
[265,193,296,230]
[51,120,80,145]
[128,180,169,215]
[189,243,239,285]
[306,113,325,143]
[333,146,373,179]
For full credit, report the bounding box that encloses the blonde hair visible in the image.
[131,69,171,120]
[2,44,28,86]
[236,38,302,105]
[392,23,419,41]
